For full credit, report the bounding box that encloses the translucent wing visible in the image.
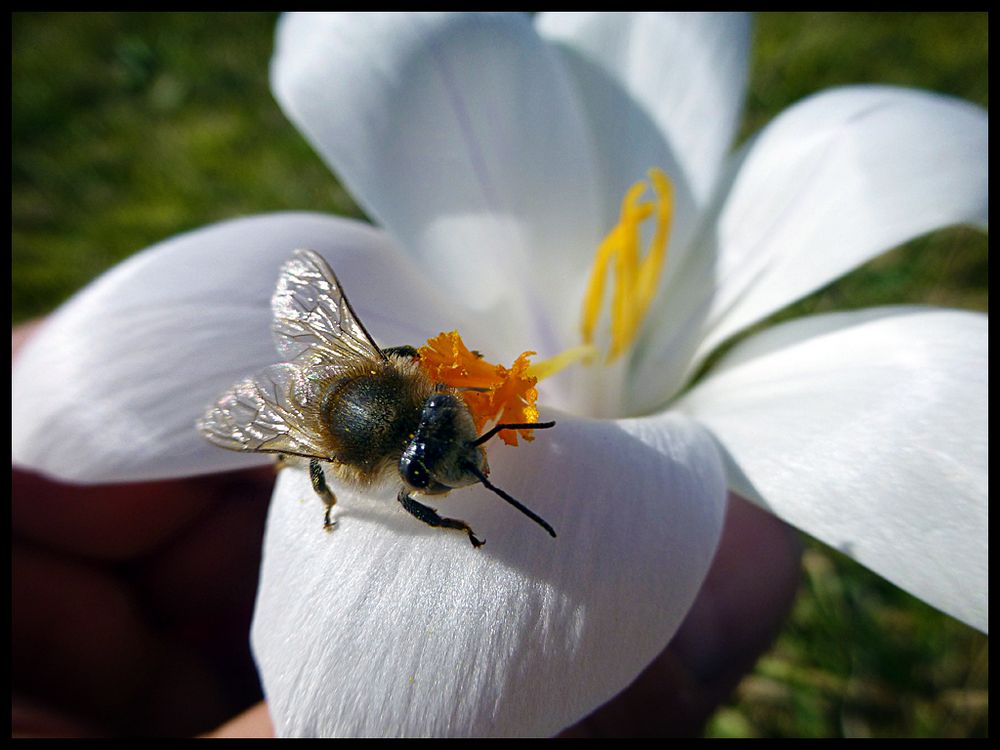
[272,248,385,366]
[197,363,338,459]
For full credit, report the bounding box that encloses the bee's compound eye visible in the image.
[399,452,430,489]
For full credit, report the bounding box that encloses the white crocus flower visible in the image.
[11,12,987,738]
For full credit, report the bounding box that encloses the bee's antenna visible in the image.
[462,462,557,538]
[471,420,556,447]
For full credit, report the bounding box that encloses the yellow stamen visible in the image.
[580,168,673,362]
[526,343,597,381]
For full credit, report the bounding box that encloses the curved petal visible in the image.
[252,410,727,737]
[634,86,988,412]
[11,213,465,483]
[537,12,751,215]
[271,12,602,355]
[707,87,987,368]
[675,307,988,632]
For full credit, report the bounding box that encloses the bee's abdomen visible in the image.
[322,369,424,471]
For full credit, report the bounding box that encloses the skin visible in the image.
[12,322,802,737]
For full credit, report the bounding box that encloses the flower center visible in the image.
[418,169,673,440]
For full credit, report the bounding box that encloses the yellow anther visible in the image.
[418,332,540,446]
[635,169,673,315]
[580,168,674,362]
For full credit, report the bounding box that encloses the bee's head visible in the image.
[399,393,485,494]
[399,393,558,539]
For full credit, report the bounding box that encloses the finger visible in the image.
[139,469,272,710]
[14,541,235,735]
[12,318,46,361]
[12,696,107,738]
[203,702,275,738]
[12,542,160,723]
[12,468,217,560]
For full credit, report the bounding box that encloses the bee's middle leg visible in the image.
[397,490,484,548]
[309,459,338,531]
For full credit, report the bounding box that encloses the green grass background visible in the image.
[12,12,988,738]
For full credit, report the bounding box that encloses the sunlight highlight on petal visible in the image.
[11,214,458,482]
[676,307,988,632]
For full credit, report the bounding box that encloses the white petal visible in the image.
[271,12,602,354]
[704,87,987,366]
[675,307,988,632]
[633,86,988,412]
[537,12,751,214]
[11,213,462,483]
[252,410,727,737]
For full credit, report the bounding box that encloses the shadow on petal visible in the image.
[251,410,727,736]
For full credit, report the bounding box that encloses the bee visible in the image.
[198,248,556,547]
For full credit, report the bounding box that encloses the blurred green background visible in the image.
[12,12,988,738]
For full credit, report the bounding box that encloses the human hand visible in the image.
[12,462,274,736]
[12,323,801,737]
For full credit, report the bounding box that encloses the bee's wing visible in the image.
[272,248,386,366]
[198,363,336,459]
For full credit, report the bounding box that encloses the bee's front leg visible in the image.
[397,490,484,548]
[309,459,338,531]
